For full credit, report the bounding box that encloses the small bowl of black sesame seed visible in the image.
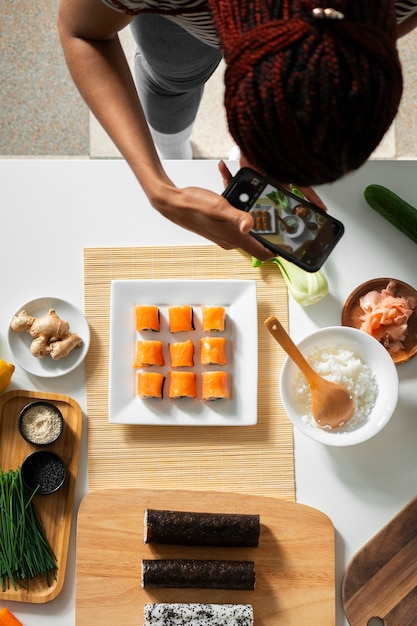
[21,450,67,495]
[18,401,64,446]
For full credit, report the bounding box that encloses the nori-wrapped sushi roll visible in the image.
[144,509,259,546]
[142,559,255,590]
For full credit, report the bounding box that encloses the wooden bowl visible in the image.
[341,278,417,365]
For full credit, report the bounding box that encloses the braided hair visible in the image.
[208,0,403,185]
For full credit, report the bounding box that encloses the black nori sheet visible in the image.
[144,509,260,547]
[142,559,255,590]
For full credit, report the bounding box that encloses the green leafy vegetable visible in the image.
[0,468,58,591]
[252,256,328,306]
[290,184,304,199]
[266,190,289,210]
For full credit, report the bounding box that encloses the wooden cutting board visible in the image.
[0,389,82,603]
[76,489,335,625]
[343,495,417,625]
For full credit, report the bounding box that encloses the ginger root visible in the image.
[11,309,82,360]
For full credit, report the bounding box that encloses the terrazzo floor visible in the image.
[1,5,417,160]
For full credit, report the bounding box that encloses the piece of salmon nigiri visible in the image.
[202,371,230,400]
[169,339,194,367]
[201,306,226,332]
[134,340,164,367]
[168,371,197,398]
[137,372,165,398]
[135,305,160,331]
[168,306,195,333]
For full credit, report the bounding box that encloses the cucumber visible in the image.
[364,184,417,244]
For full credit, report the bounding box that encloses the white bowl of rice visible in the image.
[280,326,399,446]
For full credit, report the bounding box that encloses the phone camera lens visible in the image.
[239,192,250,204]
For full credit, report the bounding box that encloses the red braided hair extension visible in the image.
[208,0,403,185]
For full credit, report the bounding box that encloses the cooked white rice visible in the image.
[292,345,378,432]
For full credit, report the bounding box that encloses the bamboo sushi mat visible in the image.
[84,246,295,500]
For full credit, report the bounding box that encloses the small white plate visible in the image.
[8,297,90,378]
[109,280,258,425]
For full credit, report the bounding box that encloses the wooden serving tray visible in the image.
[0,389,82,603]
[76,489,335,625]
[343,496,417,625]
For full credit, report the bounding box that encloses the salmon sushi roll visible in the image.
[135,305,160,332]
[201,306,226,332]
[202,371,230,401]
[169,339,194,368]
[168,371,197,399]
[134,340,164,367]
[137,372,165,399]
[200,337,227,365]
[168,306,194,333]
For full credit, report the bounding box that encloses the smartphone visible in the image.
[222,167,344,272]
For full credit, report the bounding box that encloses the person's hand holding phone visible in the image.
[220,163,343,271]
[153,177,275,261]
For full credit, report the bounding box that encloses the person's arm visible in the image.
[58,0,179,200]
[57,0,274,259]
[397,12,417,37]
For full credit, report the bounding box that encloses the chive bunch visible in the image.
[0,468,58,591]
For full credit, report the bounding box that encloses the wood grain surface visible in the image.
[76,488,335,625]
[343,495,417,625]
[0,389,82,603]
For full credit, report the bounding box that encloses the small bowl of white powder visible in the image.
[18,401,64,446]
[280,326,398,446]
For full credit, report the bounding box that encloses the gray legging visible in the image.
[130,13,222,134]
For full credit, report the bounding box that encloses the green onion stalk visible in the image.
[0,468,58,591]
[252,256,329,307]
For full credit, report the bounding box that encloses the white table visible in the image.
[1,158,416,625]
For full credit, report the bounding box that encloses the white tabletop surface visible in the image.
[0,158,416,625]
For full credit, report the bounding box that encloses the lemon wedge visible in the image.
[0,359,15,393]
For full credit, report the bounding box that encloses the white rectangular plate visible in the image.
[109,280,258,425]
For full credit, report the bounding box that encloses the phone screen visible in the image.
[223,168,344,272]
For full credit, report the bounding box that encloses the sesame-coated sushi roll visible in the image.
[202,371,230,401]
[168,306,194,333]
[169,339,194,368]
[137,372,165,399]
[144,604,254,626]
[201,306,226,332]
[200,337,227,365]
[134,340,164,367]
[168,371,197,399]
[135,305,160,332]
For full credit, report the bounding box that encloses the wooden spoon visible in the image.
[275,212,295,233]
[265,316,355,429]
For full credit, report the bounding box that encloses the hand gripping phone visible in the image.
[222,167,344,272]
